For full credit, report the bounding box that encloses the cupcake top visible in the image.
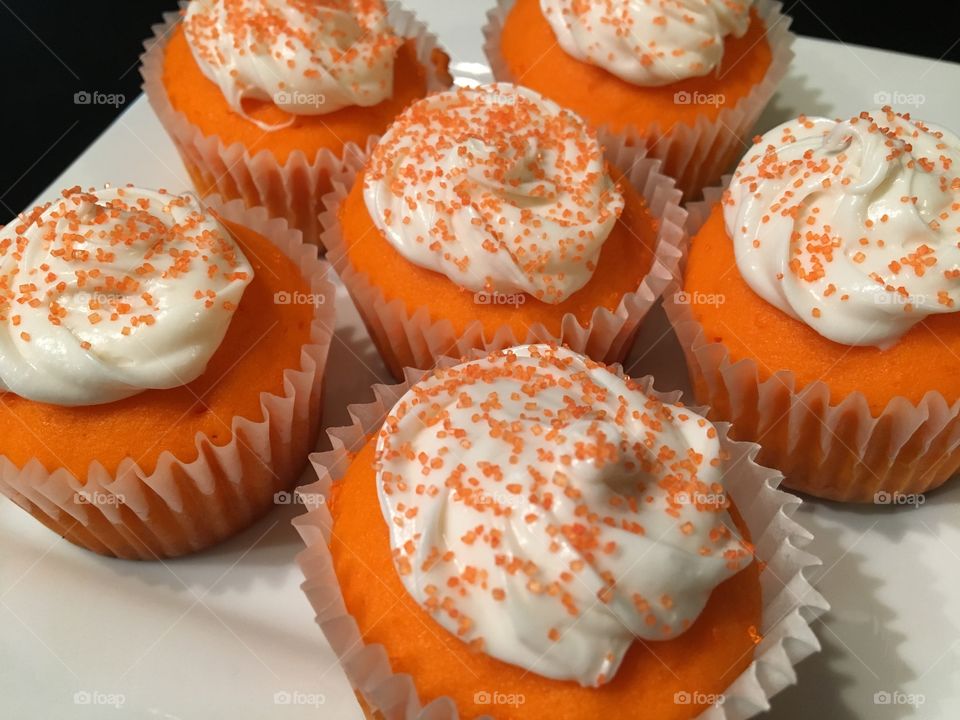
[724,107,960,348]
[375,344,753,687]
[363,83,624,304]
[539,0,754,86]
[183,0,400,125]
[0,186,253,407]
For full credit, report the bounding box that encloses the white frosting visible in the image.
[363,84,624,304]
[183,0,399,127]
[0,187,253,406]
[540,0,754,86]
[725,108,960,348]
[375,344,753,687]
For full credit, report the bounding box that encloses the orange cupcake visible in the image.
[321,82,685,379]
[294,344,825,720]
[484,0,795,201]
[0,185,334,559]
[668,107,960,503]
[140,0,451,246]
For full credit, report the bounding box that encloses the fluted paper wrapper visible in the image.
[293,355,827,720]
[140,2,451,246]
[482,0,795,203]
[665,184,960,503]
[321,133,686,379]
[0,197,335,560]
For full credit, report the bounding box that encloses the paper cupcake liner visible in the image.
[482,0,795,203]
[292,353,827,720]
[0,197,336,560]
[139,1,451,247]
[664,184,960,503]
[320,132,687,379]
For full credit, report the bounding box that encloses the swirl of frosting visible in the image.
[540,0,753,86]
[183,0,400,126]
[363,84,624,304]
[375,344,753,686]
[0,186,253,407]
[724,108,960,348]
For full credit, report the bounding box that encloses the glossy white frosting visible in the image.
[725,108,960,348]
[183,0,400,127]
[0,186,253,406]
[540,0,754,86]
[363,84,624,304]
[375,344,753,686]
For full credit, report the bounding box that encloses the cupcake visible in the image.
[140,0,452,246]
[295,344,825,719]
[0,185,334,559]
[484,0,795,201]
[667,107,960,502]
[321,82,685,379]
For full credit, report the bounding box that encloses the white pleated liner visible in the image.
[664,183,960,503]
[293,355,828,720]
[320,132,687,379]
[482,0,795,203]
[0,197,336,560]
[140,1,451,246]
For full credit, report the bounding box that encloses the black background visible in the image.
[2,0,958,223]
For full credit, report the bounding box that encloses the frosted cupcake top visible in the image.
[725,108,960,348]
[375,344,753,686]
[183,0,400,126]
[0,186,253,406]
[540,0,754,86]
[363,84,624,304]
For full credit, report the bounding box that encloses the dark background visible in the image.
[2,0,958,223]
